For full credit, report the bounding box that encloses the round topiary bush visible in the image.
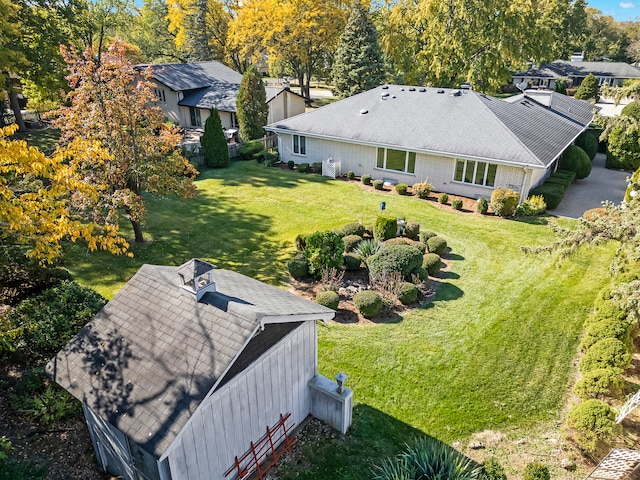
[579,317,632,352]
[404,221,420,240]
[339,222,366,237]
[438,193,448,204]
[398,282,418,305]
[452,199,463,210]
[368,245,423,279]
[287,253,309,279]
[287,160,295,170]
[422,253,441,275]
[384,237,426,253]
[374,216,398,241]
[303,230,344,277]
[395,183,408,195]
[362,174,371,185]
[559,145,592,179]
[316,290,339,310]
[523,461,550,480]
[575,131,599,160]
[573,368,623,400]
[412,182,432,199]
[419,230,437,243]
[353,290,382,318]
[347,170,355,180]
[426,236,447,255]
[343,234,363,252]
[477,196,488,214]
[343,253,362,271]
[373,179,384,190]
[566,399,619,454]
[579,338,631,373]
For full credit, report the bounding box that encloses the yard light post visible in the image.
[335,372,347,394]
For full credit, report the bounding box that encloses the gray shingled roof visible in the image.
[265,86,306,103]
[46,261,334,458]
[514,60,640,79]
[146,61,243,91]
[178,82,239,112]
[265,86,594,168]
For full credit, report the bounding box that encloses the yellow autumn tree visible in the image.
[0,125,130,264]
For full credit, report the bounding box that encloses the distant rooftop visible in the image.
[514,60,640,80]
[144,61,243,91]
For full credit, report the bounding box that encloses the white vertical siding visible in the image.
[165,321,317,480]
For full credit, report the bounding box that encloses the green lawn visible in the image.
[63,160,614,478]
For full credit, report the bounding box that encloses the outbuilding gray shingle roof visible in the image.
[146,61,243,91]
[514,60,640,80]
[46,261,334,458]
[265,86,594,168]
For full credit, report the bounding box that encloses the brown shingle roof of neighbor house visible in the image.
[45,260,334,458]
[265,85,594,168]
[514,60,640,80]
[144,61,243,91]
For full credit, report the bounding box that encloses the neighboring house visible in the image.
[46,259,352,480]
[265,86,307,124]
[512,60,640,89]
[265,85,594,200]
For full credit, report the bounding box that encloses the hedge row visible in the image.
[529,169,576,209]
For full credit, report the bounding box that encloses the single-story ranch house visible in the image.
[46,259,352,480]
[512,60,640,89]
[144,61,305,139]
[265,86,594,201]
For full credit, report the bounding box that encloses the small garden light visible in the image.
[336,372,347,394]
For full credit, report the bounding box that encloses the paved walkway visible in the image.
[551,152,629,218]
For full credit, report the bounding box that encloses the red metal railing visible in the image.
[224,413,296,480]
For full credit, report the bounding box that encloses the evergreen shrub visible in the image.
[398,282,418,305]
[412,182,433,199]
[303,231,344,277]
[316,290,340,310]
[404,221,420,240]
[566,399,619,454]
[298,163,309,173]
[238,140,263,159]
[438,193,448,204]
[579,338,631,373]
[516,195,547,216]
[559,145,592,179]
[287,160,295,169]
[529,183,566,210]
[573,368,623,400]
[374,216,398,241]
[200,108,230,167]
[368,245,423,279]
[523,461,550,480]
[362,174,371,185]
[353,290,382,318]
[575,131,598,160]
[419,230,437,243]
[339,222,366,237]
[482,457,507,480]
[490,187,519,216]
[384,237,426,253]
[580,318,632,352]
[343,253,362,270]
[373,179,384,190]
[347,170,355,180]
[477,196,488,214]
[422,253,441,275]
[287,253,309,279]
[452,199,463,210]
[427,236,447,255]
[312,162,322,173]
[343,234,363,252]
[395,183,408,195]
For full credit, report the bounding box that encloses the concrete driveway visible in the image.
[551,153,630,218]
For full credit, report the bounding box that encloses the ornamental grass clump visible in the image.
[354,239,383,261]
[412,182,432,199]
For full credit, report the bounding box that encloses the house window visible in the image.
[230,112,239,129]
[153,88,166,103]
[293,135,306,155]
[376,148,416,174]
[190,107,202,127]
[454,159,497,187]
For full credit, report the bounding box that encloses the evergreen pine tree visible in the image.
[332,0,384,98]
[200,108,229,168]
[237,65,269,141]
[575,73,600,102]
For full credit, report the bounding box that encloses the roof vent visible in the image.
[382,85,389,89]
[409,87,416,91]
[381,92,390,99]
[177,259,217,301]
[419,88,426,92]
[392,95,396,99]
[451,90,462,97]
[460,83,472,91]
[400,88,405,91]
[437,89,445,94]
[359,109,368,114]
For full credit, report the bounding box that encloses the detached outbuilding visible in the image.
[46,259,352,480]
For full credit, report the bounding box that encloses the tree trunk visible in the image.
[8,89,26,132]
[131,218,145,243]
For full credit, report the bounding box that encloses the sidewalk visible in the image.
[551,153,629,219]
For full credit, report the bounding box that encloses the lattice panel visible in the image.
[584,448,640,479]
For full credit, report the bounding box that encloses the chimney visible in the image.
[177,259,217,301]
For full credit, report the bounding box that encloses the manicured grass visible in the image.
[63,160,615,477]
[14,127,60,154]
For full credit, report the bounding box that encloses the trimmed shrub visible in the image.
[374,216,398,241]
[621,100,640,120]
[398,282,418,305]
[238,140,264,159]
[452,199,463,210]
[412,182,432,199]
[415,267,429,282]
[343,234,363,252]
[287,160,295,169]
[482,457,507,480]
[516,195,547,216]
[295,234,307,251]
[354,239,383,260]
[574,73,600,102]
[553,169,577,181]
[490,187,519,217]
[427,236,447,255]
[373,179,384,190]
[404,221,420,240]
[575,131,598,160]
[298,162,309,173]
[560,145,592,179]
[580,338,631,373]
[343,253,362,271]
[529,183,566,210]
[384,237,426,253]
[574,368,623,400]
[422,253,442,275]
[303,231,344,277]
[395,183,408,195]
[287,253,309,279]
[353,290,382,318]
[477,196,488,214]
[566,399,619,454]
[368,245,423,280]
[347,170,355,180]
[438,192,448,204]
[362,174,372,185]
[580,318,632,352]
[523,461,550,480]
[545,176,572,187]
[419,230,437,243]
[316,290,339,310]
[311,162,322,173]
[339,222,366,237]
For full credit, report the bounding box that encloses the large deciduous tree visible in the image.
[0,125,130,263]
[53,41,198,244]
[200,108,229,167]
[236,65,269,141]
[332,0,384,98]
